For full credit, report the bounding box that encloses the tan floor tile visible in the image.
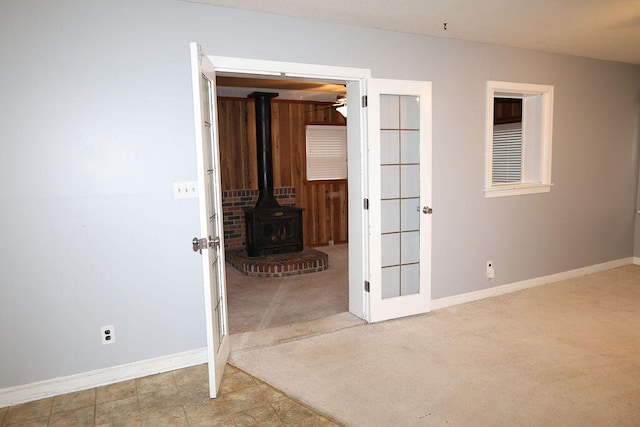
[4,398,52,425]
[172,364,208,387]
[48,406,95,426]
[223,385,269,413]
[178,380,211,404]
[190,413,235,426]
[51,389,96,414]
[294,415,343,426]
[219,370,257,394]
[183,398,229,424]
[0,368,329,427]
[94,396,139,425]
[224,364,239,375]
[96,380,136,403]
[95,414,141,427]
[232,403,283,426]
[2,417,49,426]
[135,372,176,395]
[270,398,315,425]
[137,386,181,415]
[258,383,287,402]
[139,406,187,427]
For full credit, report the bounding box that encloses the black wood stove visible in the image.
[244,92,303,257]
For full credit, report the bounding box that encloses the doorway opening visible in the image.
[193,48,432,395]
[213,71,366,342]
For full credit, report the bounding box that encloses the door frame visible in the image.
[204,55,372,320]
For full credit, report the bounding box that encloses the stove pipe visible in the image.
[249,91,280,210]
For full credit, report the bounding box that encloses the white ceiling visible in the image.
[215,76,346,102]
[188,0,640,65]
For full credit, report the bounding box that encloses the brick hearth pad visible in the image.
[226,248,329,278]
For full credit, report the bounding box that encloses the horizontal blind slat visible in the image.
[306,125,347,180]
[492,127,522,183]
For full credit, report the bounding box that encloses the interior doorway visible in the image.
[214,74,356,336]
[193,48,432,396]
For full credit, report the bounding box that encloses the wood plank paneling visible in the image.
[217,97,348,246]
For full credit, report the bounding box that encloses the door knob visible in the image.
[209,236,220,248]
[192,237,208,254]
[422,206,433,214]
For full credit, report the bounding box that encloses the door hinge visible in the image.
[364,281,370,293]
[362,95,368,108]
[363,198,369,210]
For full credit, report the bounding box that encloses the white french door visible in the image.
[366,78,432,323]
[189,42,229,398]
[188,48,430,353]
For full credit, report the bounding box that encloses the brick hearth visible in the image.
[226,248,328,278]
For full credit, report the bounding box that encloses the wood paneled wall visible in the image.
[217,97,348,247]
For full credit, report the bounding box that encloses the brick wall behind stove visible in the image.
[222,187,297,250]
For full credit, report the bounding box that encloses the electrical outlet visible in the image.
[101,325,116,345]
[486,261,495,279]
[173,181,198,199]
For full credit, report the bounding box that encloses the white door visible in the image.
[367,79,432,323]
[190,42,229,398]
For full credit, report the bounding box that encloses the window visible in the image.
[305,125,347,181]
[485,81,554,198]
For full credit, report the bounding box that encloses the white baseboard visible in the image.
[2,258,636,408]
[432,257,633,311]
[0,348,207,407]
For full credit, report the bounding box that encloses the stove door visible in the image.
[366,78,432,323]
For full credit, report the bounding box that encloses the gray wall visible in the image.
[1,0,639,389]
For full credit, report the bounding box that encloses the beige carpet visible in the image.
[226,244,348,335]
[230,265,640,426]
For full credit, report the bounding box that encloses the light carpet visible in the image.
[229,265,640,426]
[227,243,349,334]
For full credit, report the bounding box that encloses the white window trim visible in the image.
[485,81,554,198]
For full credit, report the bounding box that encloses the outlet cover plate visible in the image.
[101,325,116,345]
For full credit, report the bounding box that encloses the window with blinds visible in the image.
[492,123,522,183]
[305,125,347,181]
[485,81,554,198]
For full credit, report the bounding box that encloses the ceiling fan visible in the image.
[304,93,348,117]
[333,94,348,117]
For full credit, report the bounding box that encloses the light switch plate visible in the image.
[173,181,198,199]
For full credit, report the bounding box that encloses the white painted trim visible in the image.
[208,56,371,81]
[3,258,634,407]
[485,80,554,198]
[0,348,207,407]
[484,182,552,198]
[432,258,633,310]
[204,53,372,324]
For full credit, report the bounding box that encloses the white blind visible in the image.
[492,124,522,183]
[306,125,347,180]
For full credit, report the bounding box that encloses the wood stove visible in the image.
[244,92,303,257]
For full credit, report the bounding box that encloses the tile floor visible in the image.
[0,364,341,426]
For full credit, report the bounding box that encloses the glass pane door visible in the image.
[380,95,422,298]
[367,79,432,322]
[190,43,229,398]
